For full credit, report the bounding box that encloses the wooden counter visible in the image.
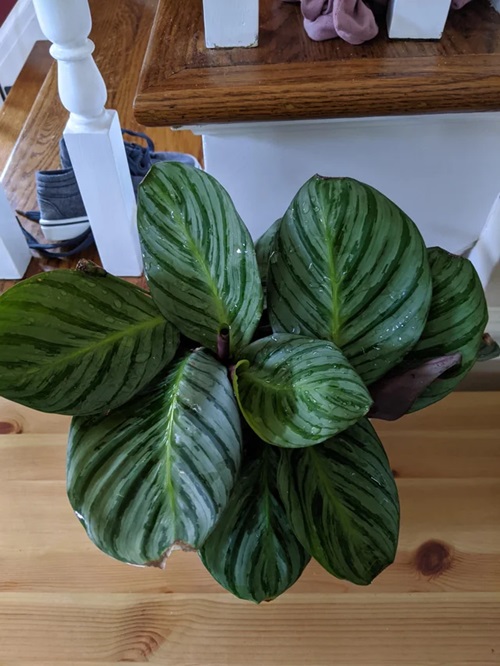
[0,392,498,664]
[135,0,500,127]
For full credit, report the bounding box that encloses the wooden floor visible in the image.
[0,392,498,664]
[0,0,202,295]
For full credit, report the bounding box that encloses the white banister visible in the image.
[0,183,31,279]
[387,0,453,39]
[32,0,142,277]
[203,0,259,48]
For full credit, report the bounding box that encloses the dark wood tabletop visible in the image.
[134,0,500,127]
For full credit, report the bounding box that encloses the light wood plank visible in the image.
[0,593,498,664]
[0,393,498,662]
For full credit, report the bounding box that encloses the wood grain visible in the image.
[135,0,500,127]
[0,392,498,663]
[0,41,52,173]
[0,0,202,294]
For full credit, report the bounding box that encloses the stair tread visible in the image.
[135,0,500,127]
[0,0,202,293]
[0,41,52,174]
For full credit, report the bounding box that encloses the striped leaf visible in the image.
[0,269,178,415]
[268,176,432,384]
[278,418,399,585]
[200,443,310,603]
[232,334,372,448]
[404,248,488,412]
[67,349,242,566]
[255,218,281,299]
[138,163,263,355]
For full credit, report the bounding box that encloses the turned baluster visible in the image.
[32,0,142,276]
[0,183,31,279]
[203,0,259,48]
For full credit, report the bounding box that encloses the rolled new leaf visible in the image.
[138,163,263,355]
[403,248,488,412]
[200,444,310,603]
[67,349,242,566]
[278,419,399,585]
[0,270,178,415]
[268,176,432,384]
[232,334,372,448]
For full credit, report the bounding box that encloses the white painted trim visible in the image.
[468,194,500,290]
[0,0,44,93]
[203,0,258,48]
[488,307,500,345]
[387,0,452,40]
[184,111,500,136]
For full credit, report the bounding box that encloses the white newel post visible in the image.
[32,0,142,276]
[203,0,259,48]
[0,183,31,279]
[387,0,453,39]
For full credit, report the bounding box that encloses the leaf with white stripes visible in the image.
[67,349,242,566]
[138,163,263,355]
[200,443,310,603]
[278,418,399,585]
[268,176,432,385]
[0,268,178,415]
[232,334,372,448]
[404,247,488,412]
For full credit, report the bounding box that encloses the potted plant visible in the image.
[0,164,496,603]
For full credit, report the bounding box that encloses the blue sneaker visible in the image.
[60,128,201,193]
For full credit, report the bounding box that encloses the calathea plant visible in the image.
[0,164,495,603]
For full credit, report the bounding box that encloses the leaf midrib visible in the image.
[18,315,166,378]
[162,356,190,531]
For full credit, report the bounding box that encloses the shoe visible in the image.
[24,168,90,242]
[60,128,201,194]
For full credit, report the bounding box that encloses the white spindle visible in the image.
[0,183,31,279]
[203,0,259,48]
[32,0,142,276]
[387,0,453,39]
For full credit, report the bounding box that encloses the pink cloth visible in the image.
[287,0,474,44]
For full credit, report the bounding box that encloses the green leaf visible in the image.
[232,334,372,448]
[255,218,281,299]
[278,418,399,585]
[67,349,242,566]
[404,248,488,412]
[138,162,263,355]
[200,443,310,603]
[0,269,178,415]
[268,176,432,384]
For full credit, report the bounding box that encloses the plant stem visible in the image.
[217,327,230,364]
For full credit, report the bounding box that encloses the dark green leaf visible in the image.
[200,444,310,603]
[0,270,178,415]
[232,334,372,448]
[268,176,432,384]
[278,418,399,585]
[138,163,263,355]
[255,218,281,299]
[67,349,242,566]
[404,248,488,412]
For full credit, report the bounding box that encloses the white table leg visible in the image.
[0,183,30,279]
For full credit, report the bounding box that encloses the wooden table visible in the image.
[0,392,498,664]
